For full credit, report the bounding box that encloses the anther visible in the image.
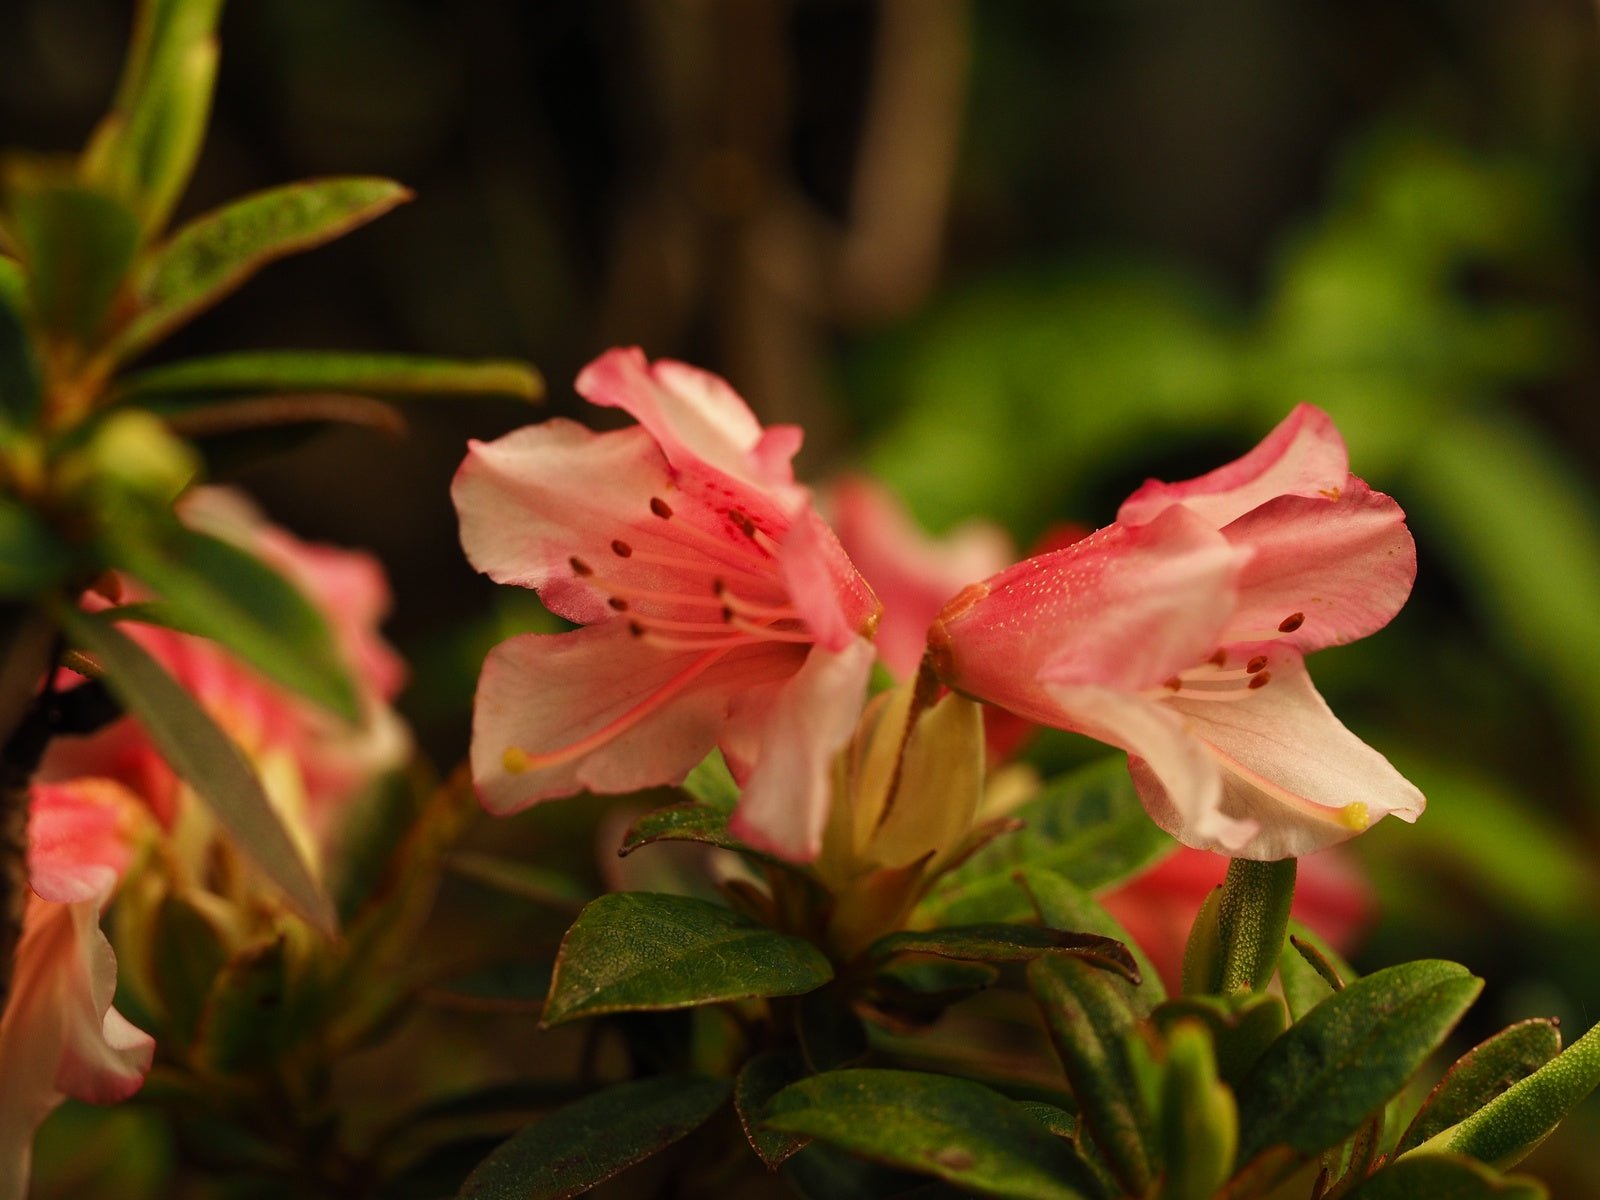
[612,539,633,558]
[608,597,629,611]
[570,555,593,576]
[1278,612,1304,633]
[1164,676,1183,691]
[650,497,673,518]
[1209,649,1227,667]
[730,509,757,538]
[1246,655,1268,674]
[1248,671,1271,689]
[628,620,645,637]
[712,578,727,596]
[720,605,734,622]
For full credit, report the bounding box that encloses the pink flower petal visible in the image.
[1118,404,1349,530]
[728,638,876,861]
[935,506,1245,714]
[1137,648,1424,858]
[472,622,806,812]
[829,476,1013,680]
[1219,478,1416,654]
[780,507,883,654]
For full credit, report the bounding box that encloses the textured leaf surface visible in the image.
[924,757,1174,924]
[541,893,832,1026]
[120,349,542,401]
[1345,1154,1546,1199]
[869,923,1138,981]
[1395,1019,1562,1157]
[765,1069,1102,1199]
[1234,960,1481,1169]
[457,1074,730,1200]
[112,177,410,360]
[1018,867,1165,1009]
[56,605,333,932]
[736,1051,810,1168]
[618,801,761,859]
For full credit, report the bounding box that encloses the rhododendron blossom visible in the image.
[455,348,880,860]
[43,487,409,858]
[929,404,1424,859]
[0,782,152,1200]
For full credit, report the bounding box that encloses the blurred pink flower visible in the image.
[1101,844,1375,993]
[43,487,409,851]
[0,781,152,1200]
[930,405,1423,859]
[454,348,880,860]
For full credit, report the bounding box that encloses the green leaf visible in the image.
[1153,1022,1238,1200]
[195,936,292,1072]
[54,604,334,932]
[1028,953,1155,1195]
[81,0,223,237]
[1344,1154,1547,1200]
[1017,866,1166,1010]
[618,801,768,860]
[6,181,140,340]
[1149,993,1287,1092]
[119,349,543,403]
[1184,858,1295,996]
[680,748,740,812]
[109,177,411,362]
[922,757,1174,925]
[457,1074,730,1200]
[1279,922,1356,1021]
[736,1051,810,1168]
[104,519,361,720]
[1394,1019,1562,1157]
[1234,959,1482,1172]
[0,264,41,425]
[1408,1017,1600,1169]
[764,1069,1104,1199]
[0,497,72,596]
[867,923,1139,983]
[541,893,832,1027]
[148,891,229,1042]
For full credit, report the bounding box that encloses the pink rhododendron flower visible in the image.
[0,781,152,1200]
[454,347,880,860]
[43,487,409,853]
[929,405,1423,859]
[1101,845,1375,992]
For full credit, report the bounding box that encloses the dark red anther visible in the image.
[730,509,757,538]
[569,556,593,576]
[1278,612,1304,633]
[608,597,629,611]
[1209,649,1227,667]
[650,497,673,518]
[1246,655,1268,674]
[612,539,633,558]
[628,620,645,637]
[1248,671,1272,689]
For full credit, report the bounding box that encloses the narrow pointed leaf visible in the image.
[541,893,832,1026]
[923,757,1174,924]
[1394,1019,1562,1157]
[104,520,361,720]
[7,182,140,340]
[457,1074,730,1200]
[618,801,771,860]
[681,748,740,812]
[54,604,334,932]
[1018,866,1165,1009]
[1234,960,1482,1172]
[447,851,588,912]
[120,350,542,402]
[868,924,1138,983]
[1028,952,1155,1195]
[1157,1022,1238,1200]
[153,392,407,439]
[110,177,411,362]
[1344,1154,1547,1200]
[82,0,222,236]
[736,1051,811,1168]
[1409,1018,1600,1169]
[764,1069,1104,1199]
[1280,922,1356,1021]
[1150,993,1287,1091]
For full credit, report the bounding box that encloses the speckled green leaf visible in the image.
[922,758,1174,925]
[1235,960,1481,1172]
[55,605,334,933]
[736,1050,810,1168]
[456,1074,730,1200]
[764,1069,1103,1199]
[1154,1022,1237,1200]
[618,801,760,859]
[1018,866,1165,1010]
[1150,992,1287,1091]
[541,893,832,1026]
[1028,952,1154,1195]
[1408,1018,1600,1169]
[1395,1019,1561,1157]
[868,923,1138,982]
[111,177,410,362]
[119,349,542,402]
[1345,1154,1547,1200]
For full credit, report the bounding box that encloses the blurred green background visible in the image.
[8,0,1600,1190]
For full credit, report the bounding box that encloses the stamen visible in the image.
[498,649,732,772]
[630,614,745,634]
[626,549,773,588]
[635,632,765,652]
[1278,612,1305,633]
[727,615,813,643]
[570,556,593,576]
[650,497,673,518]
[719,591,801,621]
[729,509,758,538]
[612,539,633,558]
[1246,655,1268,674]
[588,575,729,610]
[1248,671,1271,689]
[608,597,629,611]
[1209,649,1227,667]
